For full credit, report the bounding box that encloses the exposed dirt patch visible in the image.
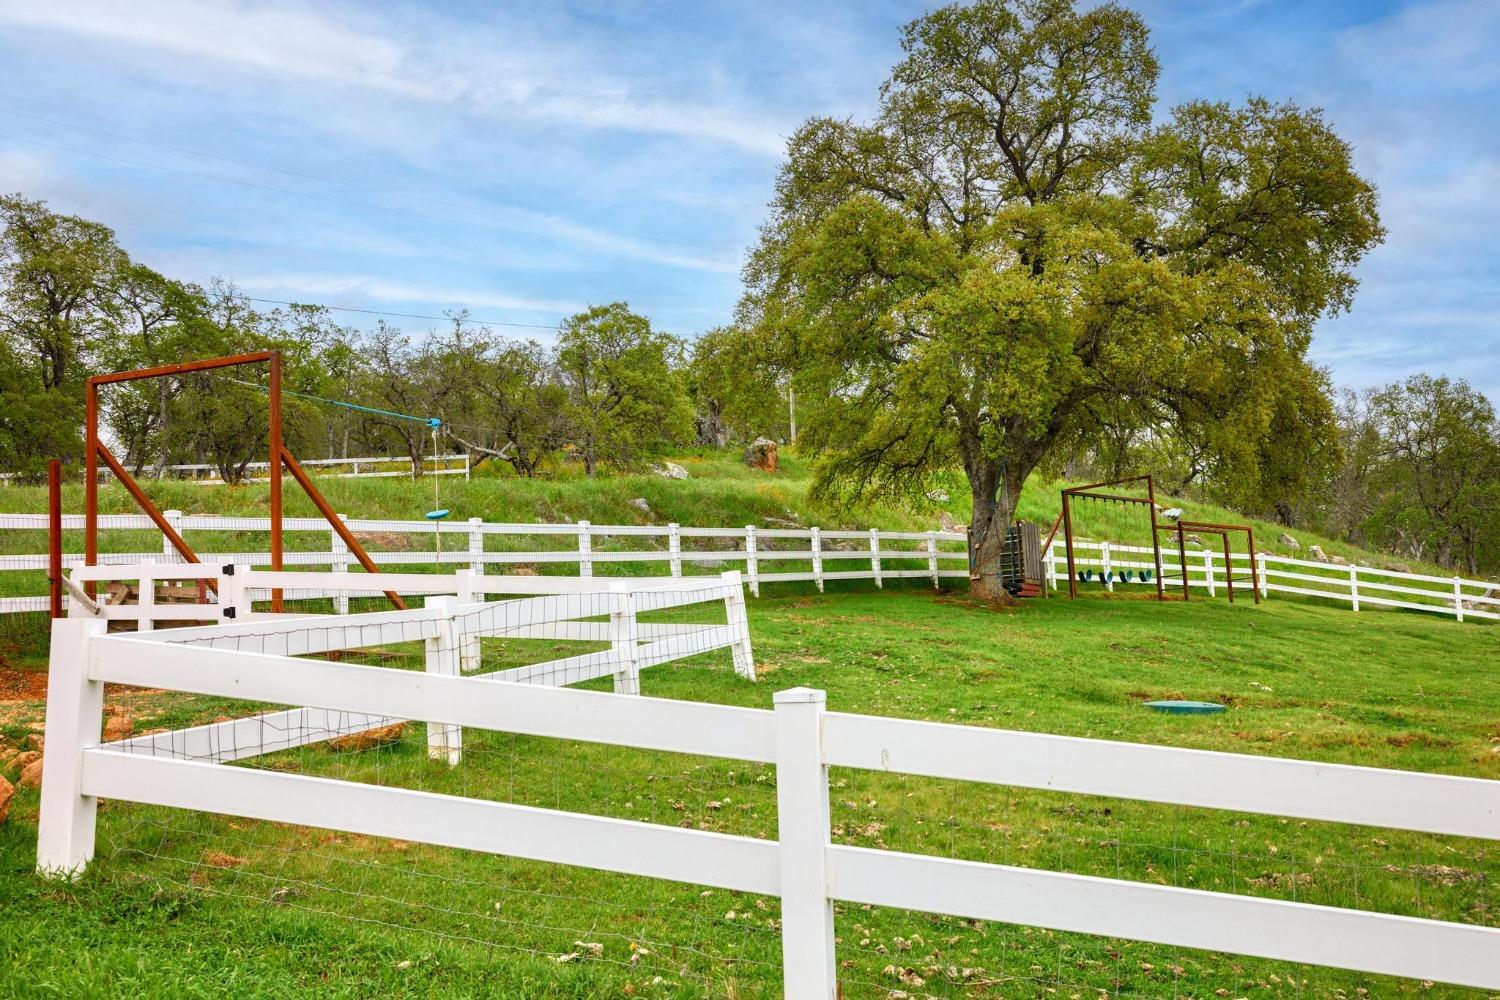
[0,667,47,702]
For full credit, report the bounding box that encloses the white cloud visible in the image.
[235,273,584,316]
[1336,0,1500,92]
[0,0,787,155]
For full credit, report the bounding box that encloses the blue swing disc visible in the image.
[425,509,450,520]
[1144,700,1225,715]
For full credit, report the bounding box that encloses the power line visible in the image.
[244,297,561,331]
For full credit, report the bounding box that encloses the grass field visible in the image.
[2,585,1498,998]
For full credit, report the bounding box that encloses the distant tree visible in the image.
[458,338,571,477]
[688,325,788,447]
[354,320,460,475]
[555,303,692,475]
[739,0,1383,597]
[1365,374,1500,574]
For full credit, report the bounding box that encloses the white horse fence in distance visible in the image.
[37,608,1500,995]
[0,512,1495,623]
[0,453,472,486]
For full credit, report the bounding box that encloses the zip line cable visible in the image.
[220,376,441,428]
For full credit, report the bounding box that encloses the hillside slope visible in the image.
[0,448,1477,582]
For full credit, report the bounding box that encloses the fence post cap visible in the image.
[468,516,482,524]
[774,687,826,706]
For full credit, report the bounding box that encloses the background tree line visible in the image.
[3,173,1497,576]
[0,193,787,484]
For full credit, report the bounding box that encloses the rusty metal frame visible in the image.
[81,351,405,615]
[1060,475,1166,602]
[1160,519,1261,605]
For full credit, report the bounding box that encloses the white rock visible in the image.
[1277,532,1299,550]
[653,462,690,480]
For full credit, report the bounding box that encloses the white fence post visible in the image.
[577,520,593,578]
[668,523,682,578]
[137,560,155,632]
[811,527,824,593]
[1204,549,1216,598]
[722,571,756,680]
[331,515,350,615]
[1101,541,1113,592]
[744,526,760,598]
[36,617,107,878]
[869,529,882,588]
[468,517,484,576]
[1258,552,1268,599]
[609,590,641,696]
[1046,543,1057,592]
[1454,578,1465,623]
[773,687,837,999]
[463,452,471,481]
[1349,565,1360,612]
[926,531,940,590]
[423,596,462,765]
[163,509,182,559]
[456,570,481,673]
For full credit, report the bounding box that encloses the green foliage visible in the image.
[555,303,693,475]
[687,325,788,446]
[740,0,1383,595]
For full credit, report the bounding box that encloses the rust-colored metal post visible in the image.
[1177,521,1189,601]
[281,448,407,610]
[1247,528,1261,605]
[1062,490,1077,600]
[48,460,63,618]
[1222,533,1235,603]
[1146,475,1164,602]
[269,351,283,613]
[83,381,98,598]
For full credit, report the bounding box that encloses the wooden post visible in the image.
[773,687,837,999]
[1062,491,1077,599]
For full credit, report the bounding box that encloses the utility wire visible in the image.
[244,297,561,331]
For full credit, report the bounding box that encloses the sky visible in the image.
[0,0,1495,399]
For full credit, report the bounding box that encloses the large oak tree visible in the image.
[739,0,1382,597]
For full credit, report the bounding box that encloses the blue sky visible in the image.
[0,0,1495,399]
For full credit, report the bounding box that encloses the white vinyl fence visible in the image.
[38,608,1500,995]
[3,512,1495,622]
[0,453,472,486]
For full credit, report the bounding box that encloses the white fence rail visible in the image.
[2,512,1494,622]
[38,611,1500,995]
[0,453,471,485]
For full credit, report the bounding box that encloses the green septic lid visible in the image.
[1144,700,1225,715]
[425,509,450,520]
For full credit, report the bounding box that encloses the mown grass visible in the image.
[2,586,1498,998]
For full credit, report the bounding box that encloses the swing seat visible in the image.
[1141,569,1153,583]
[1079,569,1094,583]
[425,509,450,520]
[1103,571,1114,584]
[1121,570,1135,583]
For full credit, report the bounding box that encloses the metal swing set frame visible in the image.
[49,350,406,618]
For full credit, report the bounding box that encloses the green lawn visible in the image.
[2,587,1497,998]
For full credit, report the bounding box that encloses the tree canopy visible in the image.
[739,0,1384,596]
